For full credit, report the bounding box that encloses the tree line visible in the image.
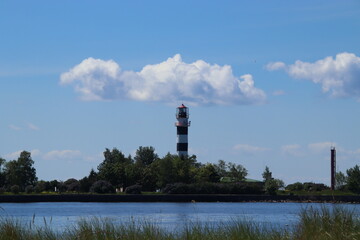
[1,147,360,195]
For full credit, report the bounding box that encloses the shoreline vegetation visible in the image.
[2,148,360,202]
[0,193,360,203]
[0,206,359,239]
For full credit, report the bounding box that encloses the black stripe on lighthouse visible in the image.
[177,143,188,151]
[177,127,188,135]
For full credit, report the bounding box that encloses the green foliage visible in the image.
[163,182,264,194]
[0,206,358,239]
[134,146,158,166]
[265,179,284,195]
[335,171,347,190]
[286,182,304,191]
[10,185,20,194]
[0,158,6,186]
[4,151,37,190]
[195,163,220,183]
[90,180,115,194]
[346,165,360,193]
[25,185,34,194]
[125,184,142,194]
[79,169,98,192]
[262,166,272,182]
[97,148,133,188]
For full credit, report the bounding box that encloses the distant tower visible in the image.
[175,104,190,157]
[331,147,336,190]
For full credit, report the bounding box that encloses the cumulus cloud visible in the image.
[60,54,266,105]
[267,52,360,99]
[43,150,82,160]
[233,144,270,153]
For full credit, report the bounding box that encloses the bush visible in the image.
[10,185,20,194]
[125,184,142,194]
[25,185,34,194]
[90,180,115,194]
[286,182,304,191]
[162,182,264,194]
[0,187,5,194]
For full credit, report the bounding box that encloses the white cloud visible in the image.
[308,142,335,153]
[281,144,303,156]
[233,144,270,153]
[43,150,82,160]
[60,54,266,105]
[4,149,41,160]
[9,124,21,131]
[266,61,286,71]
[267,52,360,99]
[27,123,39,131]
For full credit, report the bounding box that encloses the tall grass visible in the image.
[0,206,359,240]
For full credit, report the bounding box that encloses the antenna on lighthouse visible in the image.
[175,104,190,157]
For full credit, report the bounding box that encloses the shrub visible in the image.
[90,180,115,194]
[10,185,20,194]
[162,182,264,194]
[286,182,304,191]
[25,185,34,194]
[125,184,142,194]
[0,187,5,194]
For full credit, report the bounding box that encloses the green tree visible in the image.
[134,146,158,166]
[4,151,37,190]
[346,165,360,193]
[0,158,6,186]
[196,163,220,183]
[265,179,284,195]
[97,148,133,188]
[335,171,347,190]
[227,162,247,181]
[214,160,227,177]
[262,166,272,182]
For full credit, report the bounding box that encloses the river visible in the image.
[0,202,359,231]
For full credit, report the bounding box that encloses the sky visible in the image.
[1,1,360,185]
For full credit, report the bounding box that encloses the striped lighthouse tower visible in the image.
[175,104,190,157]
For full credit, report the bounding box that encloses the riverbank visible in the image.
[0,194,360,203]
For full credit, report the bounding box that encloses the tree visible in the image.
[346,165,360,193]
[4,151,37,190]
[134,146,158,166]
[227,162,247,181]
[335,171,347,190]
[214,160,227,178]
[196,163,220,183]
[262,166,272,182]
[265,179,284,195]
[79,169,98,192]
[90,180,115,194]
[0,158,6,186]
[262,166,283,195]
[97,148,133,188]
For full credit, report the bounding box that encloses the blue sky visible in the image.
[1,1,360,184]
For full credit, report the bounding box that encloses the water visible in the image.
[0,202,359,231]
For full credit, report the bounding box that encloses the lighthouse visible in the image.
[175,104,190,157]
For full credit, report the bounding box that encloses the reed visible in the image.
[0,206,359,240]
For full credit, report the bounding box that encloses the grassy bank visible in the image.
[0,206,359,239]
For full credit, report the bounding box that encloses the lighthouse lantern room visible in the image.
[175,104,190,157]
